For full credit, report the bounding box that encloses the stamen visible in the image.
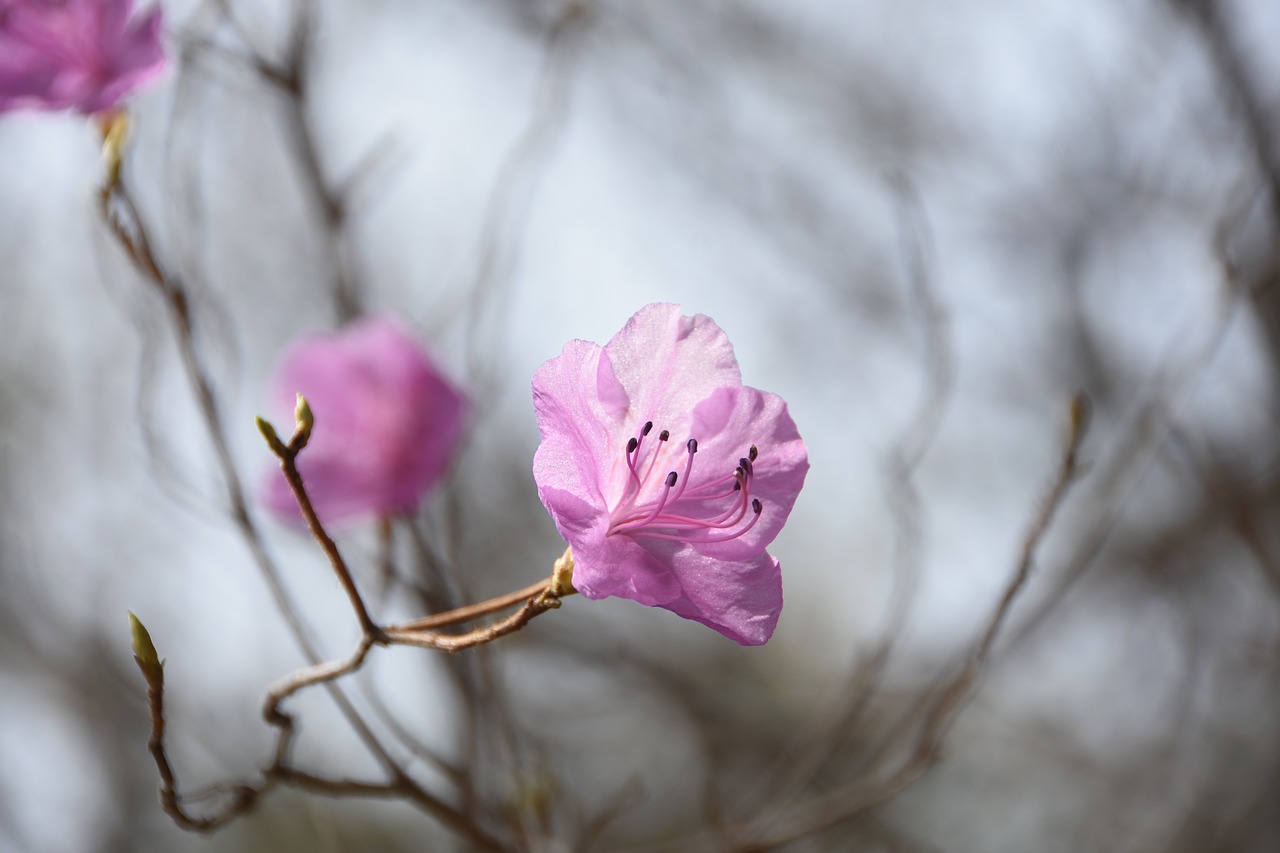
[638,428,670,486]
[612,470,679,533]
[608,428,766,545]
[643,498,763,543]
[625,436,642,488]
[668,438,698,504]
[625,422,662,495]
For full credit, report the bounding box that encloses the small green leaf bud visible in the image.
[256,416,286,456]
[545,546,577,601]
[293,393,314,449]
[128,611,163,684]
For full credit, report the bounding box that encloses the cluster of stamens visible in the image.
[606,420,762,543]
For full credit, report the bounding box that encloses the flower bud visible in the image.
[255,416,286,456]
[128,611,163,684]
[292,393,314,449]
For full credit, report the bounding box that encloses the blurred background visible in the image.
[2,0,1280,850]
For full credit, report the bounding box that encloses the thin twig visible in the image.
[435,3,589,386]
[386,593,563,653]
[390,579,555,633]
[736,174,953,824]
[98,178,325,669]
[253,0,364,323]
[739,394,1092,850]
[135,413,571,839]
[262,418,385,642]
[631,395,1090,853]
[263,637,378,744]
[103,170,508,850]
[137,654,262,832]
[135,630,505,848]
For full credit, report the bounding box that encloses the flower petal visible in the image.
[684,385,809,560]
[601,303,741,430]
[262,315,466,526]
[0,0,165,114]
[574,535,683,606]
[662,551,783,646]
[532,338,625,542]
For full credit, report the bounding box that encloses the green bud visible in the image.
[545,547,577,600]
[98,109,130,192]
[128,611,162,682]
[256,416,286,455]
[293,393,314,448]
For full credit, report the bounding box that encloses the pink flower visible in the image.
[0,0,165,115]
[261,315,467,527]
[532,303,808,646]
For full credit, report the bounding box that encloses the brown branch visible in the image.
[98,177,327,667]
[151,569,569,837]
[133,629,505,848]
[114,7,580,843]
[248,0,364,324]
[360,679,465,785]
[385,548,576,650]
[103,163,510,849]
[1171,0,1280,379]
[617,395,1094,853]
[259,410,384,642]
[276,769,404,799]
[734,394,1091,850]
[1000,264,1243,653]
[390,578,555,633]
[131,441,570,840]
[435,2,589,389]
[970,393,1090,663]
[1172,0,1280,203]
[258,403,577,649]
[730,175,953,826]
[386,593,563,653]
[136,653,264,832]
[263,637,378,749]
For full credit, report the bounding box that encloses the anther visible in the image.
[608,422,764,544]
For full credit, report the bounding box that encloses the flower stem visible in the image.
[389,547,575,634]
[264,420,385,643]
[390,578,552,632]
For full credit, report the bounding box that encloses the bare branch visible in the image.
[738,394,1091,849]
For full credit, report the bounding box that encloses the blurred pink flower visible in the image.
[0,0,165,115]
[261,315,467,527]
[532,303,808,646]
